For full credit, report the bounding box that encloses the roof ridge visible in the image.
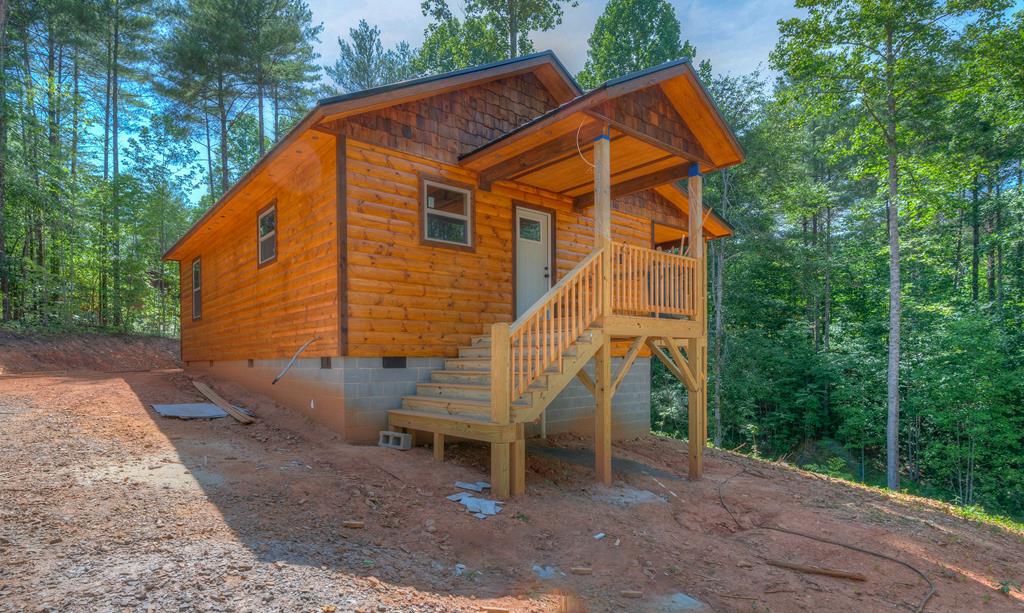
[317,50,580,107]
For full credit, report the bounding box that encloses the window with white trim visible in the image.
[422,179,472,247]
[191,258,201,320]
[258,204,277,265]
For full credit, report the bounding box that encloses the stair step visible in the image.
[431,370,491,384]
[402,394,530,415]
[416,382,492,401]
[458,344,586,359]
[387,409,517,443]
[445,358,490,371]
[470,329,596,346]
[401,395,491,416]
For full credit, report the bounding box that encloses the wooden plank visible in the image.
[387,410,516,443]
[191,380,255,424]
[604,315,699,338]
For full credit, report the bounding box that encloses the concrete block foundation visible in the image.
[187,356,651,442]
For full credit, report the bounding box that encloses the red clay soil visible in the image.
[1,336,1022,612]
[0,330,180,374]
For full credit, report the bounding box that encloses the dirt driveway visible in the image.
[1,365,1022,612]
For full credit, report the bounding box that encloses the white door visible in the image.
[515,207,552,317]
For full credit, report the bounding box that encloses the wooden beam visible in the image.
[433,432,444,461]
[490,323,511,425]
[645,338,690,388]
[593,128,612,248]
[576,369,596,395]
[604,315,699,338]
[662,336,700,392]
[574,162,690,209]
[611,336,646,395]
[478,120,605,189]
[586,110,711,168]
[510,423,526,496]
[594,338,612,486]
[491,442,511,499]
[687,167,706,481]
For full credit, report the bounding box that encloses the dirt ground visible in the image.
[1,336,1023,612]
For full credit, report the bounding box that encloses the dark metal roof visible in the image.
[317,50,581,107]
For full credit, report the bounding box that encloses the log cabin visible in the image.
[162,51,743,497]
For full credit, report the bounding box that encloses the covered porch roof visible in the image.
[458,59,742,237]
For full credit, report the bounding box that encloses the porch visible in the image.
[388,59,742,498]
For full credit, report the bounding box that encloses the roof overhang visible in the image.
[458,59,743,220]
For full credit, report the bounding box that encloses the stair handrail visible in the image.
[489,246,607,422]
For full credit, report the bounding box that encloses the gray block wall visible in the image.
[188,355,651,443]
[531,357,651,440]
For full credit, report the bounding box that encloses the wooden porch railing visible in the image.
[610,242,697,318]
[489,242,698,423]
[489,249,605,422]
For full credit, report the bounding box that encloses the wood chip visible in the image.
[342,520,365,529]
[570,567,593,575]
[620,590,643,598]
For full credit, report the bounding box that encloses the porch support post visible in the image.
[594,333,613,486]
[593,128,613,486]
[491,441,511,499]
[686,164,706,480]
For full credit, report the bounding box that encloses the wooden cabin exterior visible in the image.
[163,52,743,497]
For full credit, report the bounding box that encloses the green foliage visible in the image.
[325,20,418,93]
[576,0,695,89]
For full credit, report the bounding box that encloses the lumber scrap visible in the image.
[766,559,866,582]
[191,380,255,424]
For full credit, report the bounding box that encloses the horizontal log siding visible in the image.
[178,131,339,362]
[345,139,651,357]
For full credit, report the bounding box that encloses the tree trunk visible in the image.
[971,178,979,302]
[111,3,122,328]
[711,169,728,447]
[507,0,518,57]
[884,25,901,492]
[204,111,214,200]
[217,79,229,194]
[256,67,265,156]
[0,0,9,321]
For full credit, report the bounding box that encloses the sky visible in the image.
[308,0,805,79]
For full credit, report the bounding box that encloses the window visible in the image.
[422,179,473,248]
[258,203,277,265]
[519,217,542,242]
[191,258,201,320]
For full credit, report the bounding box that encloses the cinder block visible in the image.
[377,430,412,451]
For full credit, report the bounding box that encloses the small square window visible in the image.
[422,179,472,248]
[519,217,542,242]
[258,204,277,265]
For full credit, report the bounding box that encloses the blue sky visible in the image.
[308,0,805,78]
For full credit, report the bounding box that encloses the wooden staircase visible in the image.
[388,325,603,451]
[388,241,705,499]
